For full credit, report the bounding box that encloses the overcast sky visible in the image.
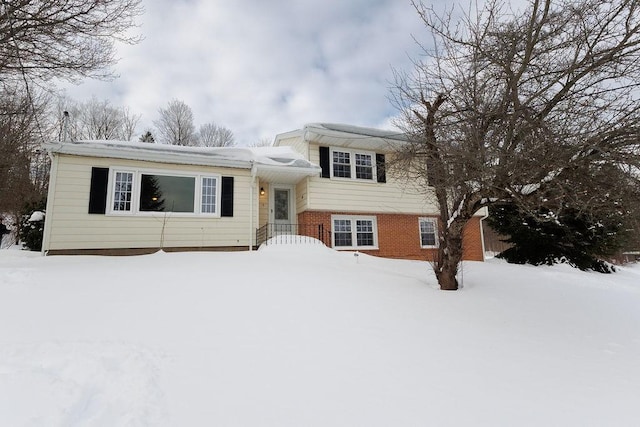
[60,0,429,145]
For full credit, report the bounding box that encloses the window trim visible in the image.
[418,217,439,248]
[331,215,379,250]
[109,169,136,214]
[106,167,222,217]
[329,148,377,182]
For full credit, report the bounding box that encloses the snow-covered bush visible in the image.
[19,199,46,251]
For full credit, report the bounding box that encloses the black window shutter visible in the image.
[221,176,234,217]
[319,146,330,178]
[88,167,109,214]
[376,154,386,183]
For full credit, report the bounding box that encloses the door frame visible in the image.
[269,184,296,225]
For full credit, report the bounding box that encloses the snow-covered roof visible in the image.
[295,123,408,151]
[44,140,321,183]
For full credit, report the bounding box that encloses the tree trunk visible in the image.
[433,219,466,290]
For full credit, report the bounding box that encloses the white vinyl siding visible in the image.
[309,143,439,214]
[331,215,378,250]
[45,154,254,251]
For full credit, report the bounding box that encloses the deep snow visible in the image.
[0,245,639,426]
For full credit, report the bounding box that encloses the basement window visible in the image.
[332,215,378,250]
[419,218,438,248]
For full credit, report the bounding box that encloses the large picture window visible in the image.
[332,215,378,249]
[330,148,375,181]
[140,174,195,212]
[108,169,221,216]
[419,218,438,248]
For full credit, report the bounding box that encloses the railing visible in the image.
[256,223,331,247]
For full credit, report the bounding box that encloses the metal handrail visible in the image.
[256,223,331,247]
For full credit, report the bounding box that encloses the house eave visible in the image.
[45,141,253,169]
[302,123,408,152]
[254,163,321,184]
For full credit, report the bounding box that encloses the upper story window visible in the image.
[319,146,386,183]
[330,148,375,181]
[355,153,373,180]
[332,151,352,178]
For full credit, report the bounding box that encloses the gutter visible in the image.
[47,142,253,170]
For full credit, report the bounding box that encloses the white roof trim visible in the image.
[45,141,321,178]
[275,123,408,151]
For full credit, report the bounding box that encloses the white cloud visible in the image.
[60,0,427,144]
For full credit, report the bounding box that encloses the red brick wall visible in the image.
[297,211,485,261]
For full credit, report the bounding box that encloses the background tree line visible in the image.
[0,0,233,246]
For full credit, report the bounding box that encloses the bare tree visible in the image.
[154,99,196,146]
[392,0,640,290]
[51,95,140,141]
[0,85,49,222]
[196,122,235,147]
[121,107,141,141]
[81,97,123,140]
[0,0,143,84]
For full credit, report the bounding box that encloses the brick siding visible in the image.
[298,211,485,261]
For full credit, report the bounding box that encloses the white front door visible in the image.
[270,185,295,234]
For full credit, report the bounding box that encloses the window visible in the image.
[332,150,351,178]
[332,216,378,249]
[201,177,218,213]
[333,219,353,247]
[330,148,375,181]
[113,171,133,212]
[355,153,373,180]
[419,218,438,247]
[107,169,223,216]
[140,174,195,212]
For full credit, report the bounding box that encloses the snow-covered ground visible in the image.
[1,244,639,426]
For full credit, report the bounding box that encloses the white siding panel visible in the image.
[306,142,438,214]
[46,154,253,251]
[277,135,307,158]
[307,178,438,214]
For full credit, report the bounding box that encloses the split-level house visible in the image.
[41,123,487,260]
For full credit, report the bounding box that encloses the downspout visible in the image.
[478,207,489,262]
[249,161,257,251]
[41,150,58,256]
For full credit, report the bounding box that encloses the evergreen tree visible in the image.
[488,203,624,273]
[139,130,155,143]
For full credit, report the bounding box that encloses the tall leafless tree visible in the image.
[0,0,143,84]
[197,122,235,147]
[121,107,141,141]
[52,95,140,141]
[392,0,640,290]
[154,99,197,146]
[0,85,49,223]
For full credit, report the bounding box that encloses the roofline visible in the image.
[46,141,252,169]
[302,123,408,142]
